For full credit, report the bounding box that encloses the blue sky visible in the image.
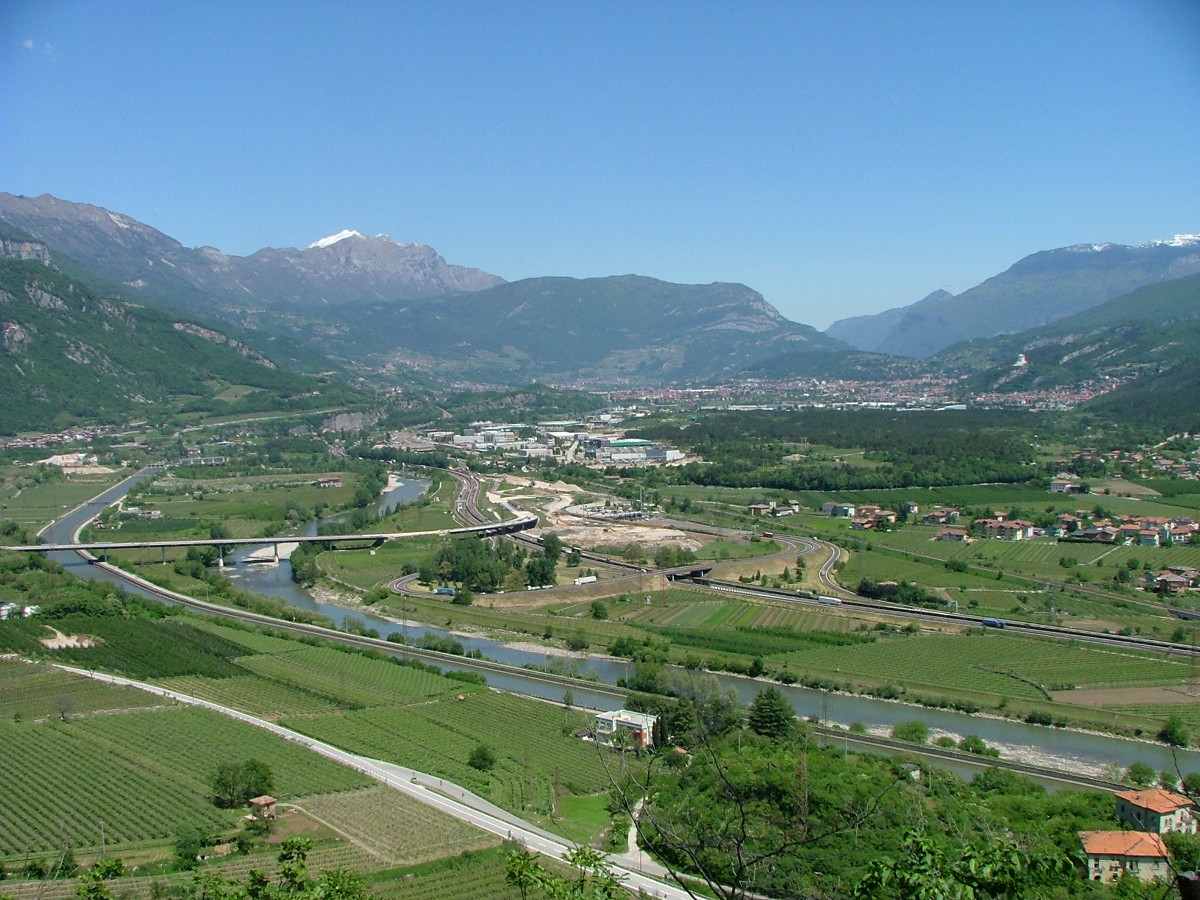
[2,1,1197,329]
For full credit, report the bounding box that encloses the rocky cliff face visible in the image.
[0,238,51,265]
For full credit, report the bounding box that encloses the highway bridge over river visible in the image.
[2,515,538,563]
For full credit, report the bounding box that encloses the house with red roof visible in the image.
[1078,831,1170,883]
[1117,788,1197,834]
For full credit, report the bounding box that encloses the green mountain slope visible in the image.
[347,274,846,384]
[829,237,1200,358]
[0,258,364,434]
[934,273,1200,395]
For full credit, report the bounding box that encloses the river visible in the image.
[39,467,1199,779]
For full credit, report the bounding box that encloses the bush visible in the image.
[891,721,928,744]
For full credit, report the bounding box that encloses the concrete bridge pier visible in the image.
[217,546,225,569]
[273,543,279,562]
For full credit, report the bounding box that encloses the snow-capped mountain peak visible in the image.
[308,229,366,249]
[1139,234,1200,249]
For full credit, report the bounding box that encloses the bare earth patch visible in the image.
[1050,685,1200,706]
[39,626,97,649]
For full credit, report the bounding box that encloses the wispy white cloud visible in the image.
[21,38,55,58]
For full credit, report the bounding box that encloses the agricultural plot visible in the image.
[0,615,254,680]
[0,475,127,529]
[208,840,389,884]
[233,646,484,708]
[181,618,313,654]
[781,633,1191,700]
[0,718,233,855]
[298,785,497,864]
[75,706,372,800]
[0,658,155,721]
[373,855,523,900]
[152,674,340,719]
[291,691,626,823]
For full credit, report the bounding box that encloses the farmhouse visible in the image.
[935,528,970,542]
[1078,831,1170,883]
[248,795,277,820]
[1116,788,1197,834]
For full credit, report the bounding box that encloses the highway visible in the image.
[4,515,537,554]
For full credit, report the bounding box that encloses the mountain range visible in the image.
[826,237,1200,358]
[1,192,1197,404]
[0,193,843,384]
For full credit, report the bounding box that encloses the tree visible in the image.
[50,694,76,722]
[541,533,563,561]
[1126,761,1156,787]
[747,687,795,740]
[451,586,473,606]
[854,829,1070,899]
[503,845,625,900]
[588,600,608,620]
[173,825,203,870]
[468,744,496,771]
[212,759,274,808]
[1158,715,1191,748]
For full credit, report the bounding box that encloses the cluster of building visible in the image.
[0,602,39,620]
[1058,512,1196,546]
[1,424,116,451]
[972,374,1135,411]
[1080,787,1196,883]
[1070,442,1200,481]
[820,500,923,531]
[386,420,688,469]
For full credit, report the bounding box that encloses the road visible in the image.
[57,665,692,900]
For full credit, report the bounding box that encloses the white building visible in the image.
[594,709,658,749]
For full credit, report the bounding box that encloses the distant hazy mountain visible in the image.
[0,193,504,322]
[352,274,847,384]
[936,272,1200,395]
[0,234,364,434]
[825,237,1200,358]
[0,193,844,385]
[824,291,946,352]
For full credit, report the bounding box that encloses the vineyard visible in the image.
[232,645,484,709]
[0,693,373,857]
[0,658,153,721]
[780,632,1191,699]
[290,691,628,825]
[298,785,498,864]
[150,674,340,719]
[0,718,234,856]
[373,849,524,900]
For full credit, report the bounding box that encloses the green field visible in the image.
[289,691,626,824]
[299,785,498,864]
[778,632,1191,698]
[0,658,156,721]
[0,702,371,856]
[0,472,128,529]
